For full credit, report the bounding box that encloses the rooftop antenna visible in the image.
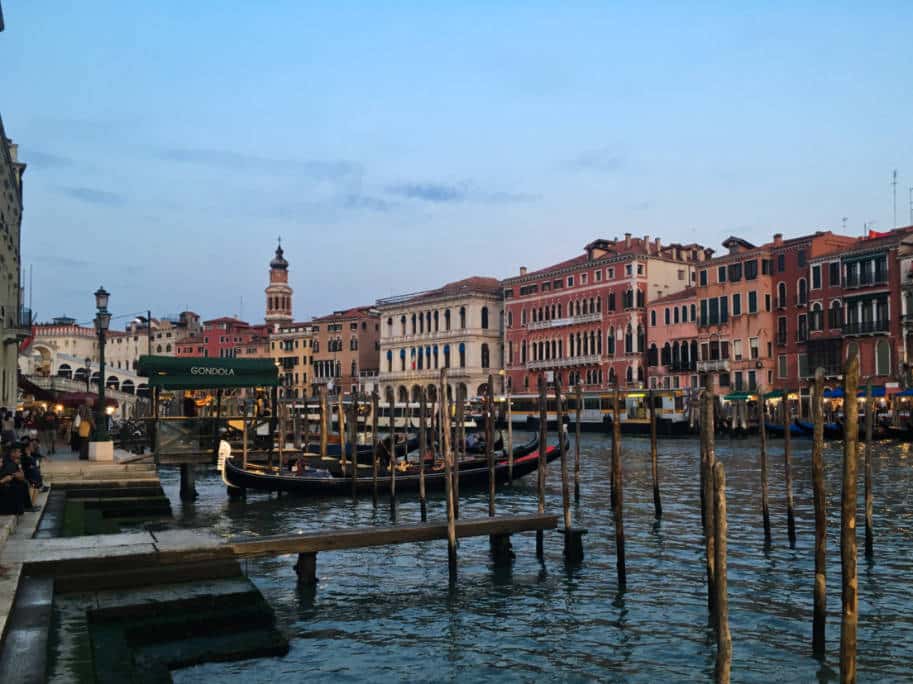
[841,216,848,232]
[892,169,898,228]
[239,295,244,321]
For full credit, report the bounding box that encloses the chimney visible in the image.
[519,266,527,276]
[643,235,650,253]
[654,237,661,253]
[773,233,783,246]
[624,232,632,248]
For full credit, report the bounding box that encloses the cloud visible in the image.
[57,186,125,207]
[23,149,75,169]
[160,147,361,180]
[567,148,625,173]
[628,200,652,211]
[341,194,394,212]
[386,181,538,205]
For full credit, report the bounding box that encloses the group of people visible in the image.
[0,408,49,515]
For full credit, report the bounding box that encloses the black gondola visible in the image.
[304,434,420,462]
[220,439,560,496]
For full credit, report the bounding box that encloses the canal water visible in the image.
[149,432,913,682]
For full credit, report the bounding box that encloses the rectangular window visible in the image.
[709,298,719,325]
[777,254,785,272]
[762,259,771,275]
[748,370,757,391]
[778,354,788,378]
[750,337,759,360]
[595,270,602,282]
[734,372,744,391]
[812,265,822,289]
[719,372,730,388]
[581,273,588,285]
[719,296,728,323]
[745,260,758,280]
[733,339,743,361]
[732,293,742,316]
[728,262,742,282]
[829,262,840,287]
[718,266,727,283]
[637,264,644,275]
[700,299,708,327]
[678,269,685,280]
[567,276,574,287]
[765,293,772,312]
[748,291,758,313]
[798,353,810,378]
[699,270,708,287]
[607,268,614,279]
[798,250,807,267]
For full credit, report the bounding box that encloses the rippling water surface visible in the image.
[155,432,913,682]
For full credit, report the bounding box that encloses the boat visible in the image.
[763,421,807,438]
[304,433,420,461]
[794,420,844,440]
[219,438,561,496]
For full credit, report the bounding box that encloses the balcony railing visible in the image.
[845,275,888,289]
[666,361,697,372]
[3,306,32,344]
[842,320,889,335]
[527,312,602,331]
[697,359,730,373]
[381,368,473,381]
[528,354,601,370]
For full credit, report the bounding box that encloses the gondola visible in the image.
[763,421,807,438]
[304,434,420,462]
[220,438,561,496]
[794,419,844,440]
[465,433,504,454]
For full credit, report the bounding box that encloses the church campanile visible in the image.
[265,239,293,329]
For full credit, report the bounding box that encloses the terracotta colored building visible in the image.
[175,317,269,359]
[503,234,711,393]
[310,306,380,396]
[646,287,698,390]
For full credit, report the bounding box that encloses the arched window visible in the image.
[625,325,633,354]
[459,343,466,368]
[846,341,859,360]
[445,309,451,331]
[778,282,787,308]
[609,367,617,385]
[650,310,656,326]
[662,343,671,366]
[481,307,489,329]
[637,325,645,353]
[798,278,808,306]
[626,366,633,383]
[459,307,466,329]
[400,348,406,371]
[387,350,393,372]
[388,317,394,335]
[829,300,842,329]
[811,302,823,331]
[607,328,615,355]
[637,365,644,382]
[674,307,680,324]
[681,305,688,322]
[156,344,162,353]
[664,308,670,325]
[166,344,172,353]
[411,314,417,334]
[876,339,891,376]
[434,310,439,331]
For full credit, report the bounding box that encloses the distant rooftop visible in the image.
[377,277,501,307]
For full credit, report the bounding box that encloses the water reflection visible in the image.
[152,432,913,682]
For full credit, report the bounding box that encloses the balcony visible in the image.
[666,361,697,372]
[844,275,888,290]
[381,368,473,382]
[527,312,602,331]
[697,359,730,373]
[527,354,601,370]
[3,306,32,345]
[842,320,889,336]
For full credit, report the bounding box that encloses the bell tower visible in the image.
[265,238,293,329]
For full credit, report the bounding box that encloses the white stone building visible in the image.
[376,277,503,402]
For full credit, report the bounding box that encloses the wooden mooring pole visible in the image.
[319,386,328,462]
[611,386,620,510]
[453,385,462,520]
[649,388,662,520]
[351,393,359,501]
[864,382,874,559]
[488,374,512,564]
[759,387,771,544]
[841,351,860,683]
[612,385,626,588]
[507,387,514,485]
[390,392,397,517]
[440,369,458,582]
[701,373,716,618]
[812,368,827,656]
[302,399,310,451]
[574,384,582,502]
[419,388,428,521]
[784,392,796,547]
[536,373,547,560]
[713,461,731,683]
[338,392,347,476]
[371,389,379,508]
[558,379,583,562]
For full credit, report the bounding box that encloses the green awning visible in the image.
[137,355,278,390]
[763,390,785,399]
[723,392,754,401]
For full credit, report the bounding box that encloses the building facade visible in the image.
[503,235,710,394]
[377,277,502,402]
[269,321,314,399]
[646,287,698,390]
[265,241,293,330]
[175,317,269,359]
[1,114,27,407]
[310,306,380,396]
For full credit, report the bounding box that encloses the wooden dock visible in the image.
[2,513,558,589]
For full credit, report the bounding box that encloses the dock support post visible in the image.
[784,390,796,548]
[574,384,581,502]
[489,533,514,566]
[649,388,662,520]
[419,388,427,522]
[295,552,318,586]
[440,369,457,583]
[759,386,771,544]
[454,385,463,520]
[811,369,827,656]
[536,373,548,561]
[864,382,874,559]
[612,386,626,589]
[179,463,197,501]
[701,373,716,619]
[319,386,329,462]
[370,390,379,508]
[841,351,860,683]
[713,461,731,683]
[486,373,496,518]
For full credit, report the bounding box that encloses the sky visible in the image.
[2,2,912,327]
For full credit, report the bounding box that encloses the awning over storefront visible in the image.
[896,388,913,397]
[137,355,279,390]
[823,388,844,398]
[723,392,755,401]
[857,386,885,398]
[763,389,785,400]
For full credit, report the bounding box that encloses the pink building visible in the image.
[646,287,698,391]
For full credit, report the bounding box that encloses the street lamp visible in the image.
[93,287,111,442]
[84,356,91,392]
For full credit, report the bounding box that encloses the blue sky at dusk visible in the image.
[3,2,912,326]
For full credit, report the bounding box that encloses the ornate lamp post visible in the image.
[93,287,111,442]
[84,356,91,392]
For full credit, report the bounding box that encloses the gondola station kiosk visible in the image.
[137,355,280,499]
